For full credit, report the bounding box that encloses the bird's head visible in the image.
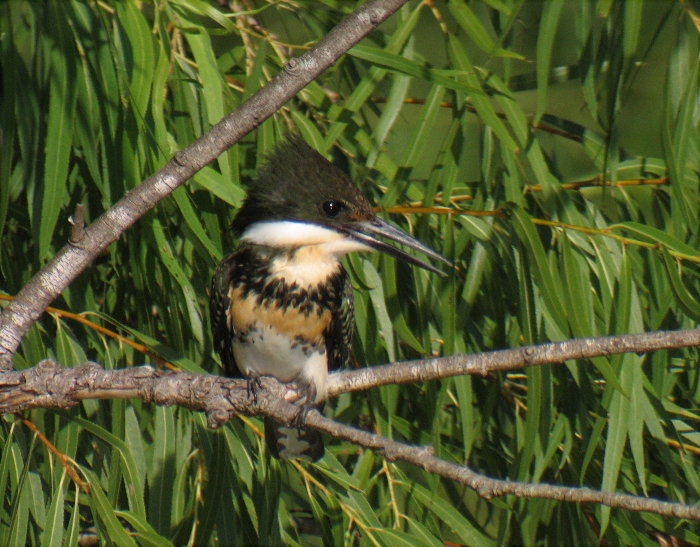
[232,137,450,275]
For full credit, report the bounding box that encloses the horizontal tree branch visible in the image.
[0,0,410,370]
[2,328,699,522]
[327,328,700,396]
[5,329,699,416]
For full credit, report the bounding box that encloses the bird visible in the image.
[210,136,449,462]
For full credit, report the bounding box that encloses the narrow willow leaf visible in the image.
[508,204,568,330]
[627,361,648,494]
[183,24,231,179]
[399,479,493,545]
[663,28,700,233]
[561,238,594,336]
[148,406,177,535]
[291,112,326,151]
[65,486,81,546]
[518,365,548,479]
[374,528,443,545]
[600,356,634,533]
[115,510,175,547]
[366,73,411,169]
[116,1,154,119]
[380,254,424,353]
[83,469,137,547]
[40,470,67,547]
[169,0,236,32]
[535,1,565,122]
[484,72,529,147]
[68,416,147,518]
[447,35,519,152]
[171,187,219,259]
[400,84,445,168]
[448,0,524,59]
[194,166,245,207]
[320,457,384,538]
[242,39,268,101]
[151,218,205,345]
[622,1,643,60]
[361,259,396,362]
[405,517,445,546]
[349,45,482,95]
[612,221,698,257]
[532,413,567,481]
[38,5,77,260]
[326,0,422,132]
[660,249,700,321]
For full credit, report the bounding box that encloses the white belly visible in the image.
[233,326,328,402]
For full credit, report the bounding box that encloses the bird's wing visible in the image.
[210,253,242,378]
[325,270,354,372]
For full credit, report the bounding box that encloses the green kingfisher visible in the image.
[210,137,449,461]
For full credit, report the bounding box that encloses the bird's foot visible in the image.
[287,381,318,431]
[246,373,263,404]
[292,401,316,431]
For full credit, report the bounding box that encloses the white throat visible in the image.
[240,220,372,257]
[241,220,373,288]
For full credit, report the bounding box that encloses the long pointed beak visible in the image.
[342,217,452,276]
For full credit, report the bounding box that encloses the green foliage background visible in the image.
[1,0,699,544]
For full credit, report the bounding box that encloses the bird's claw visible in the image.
[292,402,315,431]
[246,374,263,404]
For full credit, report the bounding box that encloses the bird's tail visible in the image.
[264,417,324,462]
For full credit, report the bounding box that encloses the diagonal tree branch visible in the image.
[304,412,700,521]
[2,328,698,521]
[0,0,410,370]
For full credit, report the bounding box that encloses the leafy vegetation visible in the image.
[1,0,699,544]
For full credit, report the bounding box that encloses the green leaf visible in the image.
[400,84,445,168]
[448,1,524,59]
[348,45,483,96]
[171,187,220,259]
[398,478,494,545]
[535,1,565,122]
[151,217,205,345]
[447,35,519,152]
[115,510,175,547]
[83,469,138,546]
[361,259,396,361]
[38,4,77,260]
[67,416,147,519]
[40,470,67,547]
[623,1,643,60]
[168,0,236,32]
[507,204,568,331]
[660,249,700,322]
[611,221,699,258]
[600,356,634,533]
[194,166,245,207]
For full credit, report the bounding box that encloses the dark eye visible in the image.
[322,200,344,217]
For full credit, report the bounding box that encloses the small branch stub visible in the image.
[69,204,86,245]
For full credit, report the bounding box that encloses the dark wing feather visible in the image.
[325,269,354,372]
[210,253,242,378]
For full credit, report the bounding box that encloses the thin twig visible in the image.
[18,416,89,492]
